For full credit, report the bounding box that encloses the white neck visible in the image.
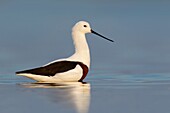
[69,31,90,68]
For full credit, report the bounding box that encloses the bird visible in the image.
[16,21,114,83]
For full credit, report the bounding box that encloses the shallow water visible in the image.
[1,72,170,113]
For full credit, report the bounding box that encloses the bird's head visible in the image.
[72,21,114,42]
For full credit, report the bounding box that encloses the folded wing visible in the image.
[16,61,79,76]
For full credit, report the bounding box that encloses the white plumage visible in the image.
[16,21,113,83]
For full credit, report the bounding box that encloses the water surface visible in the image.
[1,72,170,113]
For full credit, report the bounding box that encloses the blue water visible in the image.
[0,0,170,113]
[1,72,170,113]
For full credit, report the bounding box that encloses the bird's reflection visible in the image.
[21,82,91,113]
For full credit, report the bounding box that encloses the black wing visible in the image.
[16,61,79,76]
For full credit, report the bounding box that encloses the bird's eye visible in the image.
[84,25,87,27]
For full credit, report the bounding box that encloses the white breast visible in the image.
[53,65,83,82]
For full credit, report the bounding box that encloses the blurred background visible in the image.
[0,0,170,76]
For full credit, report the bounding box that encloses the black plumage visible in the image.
[16,61,80,76]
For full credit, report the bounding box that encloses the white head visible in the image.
[70,21,113,68]
[72,21,91,34]
[72,21,114,42]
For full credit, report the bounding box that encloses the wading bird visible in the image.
[16,21,113,82]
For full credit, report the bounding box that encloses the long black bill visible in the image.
[91,29,114,42]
